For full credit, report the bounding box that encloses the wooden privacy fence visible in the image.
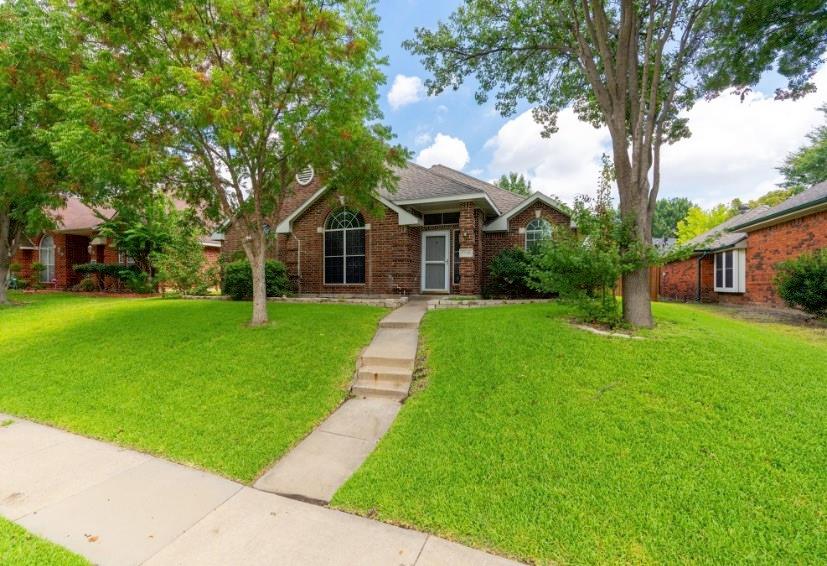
[615,265,661,301]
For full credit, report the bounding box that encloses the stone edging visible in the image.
[269,296,407,308]
[427,298,555,310]
[178,295,407,308]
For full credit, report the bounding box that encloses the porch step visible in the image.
[351,380,411,401]
[359,328,418,370]
[378,305,426,329]
[357,365,413,385]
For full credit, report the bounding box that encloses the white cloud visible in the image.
[484,108,610,203]
[661,67,827,206]
[413,131,433,148]
[483,65,827,207]
[388,74,426,110]
[416,133,470,170]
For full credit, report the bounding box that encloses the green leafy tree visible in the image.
[495,172,532,196]
[675,204,734,243]
[52,0,406,325]
[97,196,181,276]
[779,104,827,192]
[529,154,653,327]
[0,0,73,304]
[405,0,824,327]
[151,213,215,295]
[653,197,694,239]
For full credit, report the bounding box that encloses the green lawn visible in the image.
[332,303,827,564]
[0,517,88,565]
[0,292,385,482]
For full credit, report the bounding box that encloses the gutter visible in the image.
[729,196,827,231]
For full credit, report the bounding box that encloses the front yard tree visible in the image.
[406,0,826,327]
[59,0,404,325]
[0,1,71,304]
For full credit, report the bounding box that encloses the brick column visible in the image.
[458,202,479,295]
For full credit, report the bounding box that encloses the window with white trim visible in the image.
[525,218,552,251]
[714,249,745,293]
[324,209,366,284]
[39,235,55,283]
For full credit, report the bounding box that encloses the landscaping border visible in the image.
[427,298,555,310]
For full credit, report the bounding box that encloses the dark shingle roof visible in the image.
[379,162,480,202]
[686,205,770,251]
[427,165,527,214]
[730,181,827,230]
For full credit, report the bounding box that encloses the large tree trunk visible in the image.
[615,167,654,328]
[0,211,13,305]
[242,226,269,326]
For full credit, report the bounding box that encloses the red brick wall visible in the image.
[659,255,716,302]
[481,202,571,288]
[735,210,827,306]
[277,192,419,295]
[222,177,325,261]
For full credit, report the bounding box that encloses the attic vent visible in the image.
[296,165,315,186]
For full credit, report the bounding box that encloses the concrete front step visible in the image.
[351,380,410,401]
[357,365,413,384]
[359,328,418,370]
[377,302,427,330]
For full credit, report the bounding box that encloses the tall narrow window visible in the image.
[324,209,366,284]
[525,218,552,251]
[453,230,461,285]
[714,249,745,292]
[39,235,55,283]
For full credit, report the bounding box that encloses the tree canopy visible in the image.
[52,0,405,324]
[653,197,694,239]
[779,103,827,192]
[0,0,74,304]
[495,172,532,196]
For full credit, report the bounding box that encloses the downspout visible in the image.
[291,232,302,294]
[696,251,709,303]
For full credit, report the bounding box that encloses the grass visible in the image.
[0,292,385,482]
[332,302,827,564]
[0,517,88,565]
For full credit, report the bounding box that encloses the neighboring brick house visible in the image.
[660,181,827,306]
[10,197,222,289]
[222,162,572,295]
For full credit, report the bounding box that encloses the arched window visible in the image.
[324,209,366,284]
[525,218,552,251]
[39,235,55,283]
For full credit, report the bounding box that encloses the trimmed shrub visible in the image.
[221,259,292,300]
[482,248,544,299]
[774,249,827,317]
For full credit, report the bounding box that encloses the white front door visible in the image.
[422,231,450,292]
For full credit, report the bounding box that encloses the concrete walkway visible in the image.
[0,413,520,565]
[254,299,428,503]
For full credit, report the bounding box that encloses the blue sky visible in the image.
[374,0,827,208]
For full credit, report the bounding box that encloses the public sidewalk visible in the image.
[0,414,521,565]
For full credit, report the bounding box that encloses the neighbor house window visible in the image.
[714,249,745,293]
[525,218,552,250]
[39,235,55,283]
[324,209,366,284]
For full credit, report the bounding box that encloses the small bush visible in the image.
[71,276,98,292]
[774,249,827,317]
[221,259,292,300]
[482,248,543,299]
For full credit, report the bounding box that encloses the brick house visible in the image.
[660,181,827,306]
[10,197,222,290]
[222,162,571,296]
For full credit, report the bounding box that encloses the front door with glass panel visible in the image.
[422,231,450,292]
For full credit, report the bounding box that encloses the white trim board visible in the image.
[276,187,421,234]
[483,192,570,232]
